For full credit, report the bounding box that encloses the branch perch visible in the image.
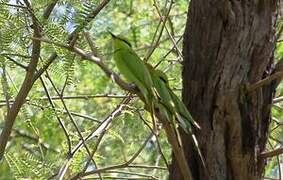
[35,35,194,180]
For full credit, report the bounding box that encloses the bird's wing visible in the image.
[169,89,200,129]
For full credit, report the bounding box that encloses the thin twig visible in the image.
[144,0,172,61]
[0,94,129,104]
[137,111,169,169]
[74,133,154,179]
[56,97,131,179]
[267,141,281,180]
[33,0,112,81]
[2,55,28,70]
[72,97,132,157]
[39,77,72,153]
[84,31,100,57]
[273,96,283,103]
[127,164,167,170]
[153,0,183,59]
[154,36,183,68]
[0,2,27,9]
[12,129,59,153]
[44,72,102,180]
[102,170,158,179]
[0,53,31,59]
[43,0,58,19]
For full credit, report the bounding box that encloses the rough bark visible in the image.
[170,1,278,180]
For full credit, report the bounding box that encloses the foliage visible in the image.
[0,0,282,179]
[0,0,186,179]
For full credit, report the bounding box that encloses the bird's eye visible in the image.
[159,77,167,84]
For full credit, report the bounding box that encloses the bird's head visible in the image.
[108,31,132,50]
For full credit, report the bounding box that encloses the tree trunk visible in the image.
[170,1,279,179]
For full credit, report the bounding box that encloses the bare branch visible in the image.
[137,111,169,169]
[0,53,31,59]
[260,147,283,158]
[127,164,167,170]
[32,36,139,94]
[55,97,132,179]
[0,2,27,9]
[84,31,100,57]
[2,55,28,70]
[273,96,283,103]
[101,170,158,179]
[246,71,283,93]
[155,110,194,180]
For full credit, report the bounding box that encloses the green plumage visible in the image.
[109,32,199,133]
[147,65,200,132]
[110,32,155,107]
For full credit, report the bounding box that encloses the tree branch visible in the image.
[32,36,139,94]
[0,0,112,161]
[33,34,194,180]
[43,0,58,19]
[155,110,194,180]
[54,97,132,179]
[0,0,42,160]
[0,94,128,104]
[2,55,28,70]
[260,147,283,159]
[144,0,173,61]
[44,72,101,180]
[12,129,59,153]
[246,71,283,93]
[33,0,112,81]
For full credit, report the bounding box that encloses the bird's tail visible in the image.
[175,114,208,176]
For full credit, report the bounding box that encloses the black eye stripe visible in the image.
[159,76,167,83]
[117,37,132,47]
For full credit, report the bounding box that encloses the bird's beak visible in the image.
[108,31,116,38]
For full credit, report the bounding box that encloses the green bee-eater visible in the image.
[109,32,156,107]
[147,65,200,132]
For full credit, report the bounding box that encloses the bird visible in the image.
[146,64,200,133]
[109,32,199,133]
[109,32,156,109]
[148,66,205,166]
